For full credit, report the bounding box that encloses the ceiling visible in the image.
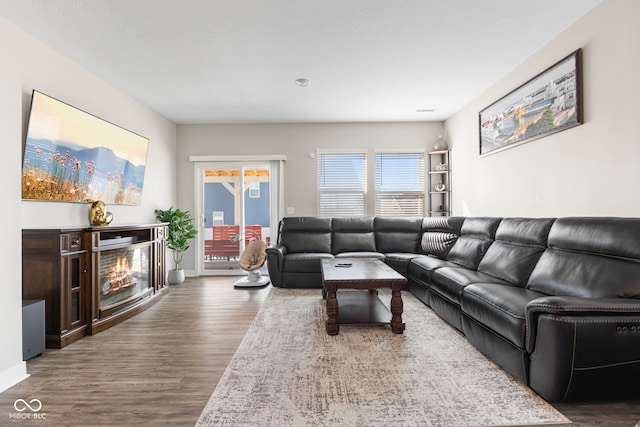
[0,0,604,124]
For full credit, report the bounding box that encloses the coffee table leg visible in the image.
[390,286,405,334]
[325,284,339,335]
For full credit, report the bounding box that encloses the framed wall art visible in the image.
[479,48,583,157]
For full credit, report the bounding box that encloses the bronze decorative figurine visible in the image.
[89,200,113,226]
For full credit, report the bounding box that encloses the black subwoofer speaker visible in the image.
[22,299,45,361]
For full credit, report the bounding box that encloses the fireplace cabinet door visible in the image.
[62,252,88,332]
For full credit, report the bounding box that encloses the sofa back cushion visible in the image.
[446,217,502,269]
[374,217,423,253]
[332,217,377,253]
[478,218,555,286]
[279,217,332,253]
[527,217,640,298]
[420,216,465,258]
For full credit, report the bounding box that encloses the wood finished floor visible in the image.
[1,277,638,427]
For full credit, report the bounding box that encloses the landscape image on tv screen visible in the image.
[21,90,149,205]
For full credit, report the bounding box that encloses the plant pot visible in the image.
[167,269,185,285]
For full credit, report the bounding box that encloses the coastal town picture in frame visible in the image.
[21,90,149,205]
[479,48,583,157]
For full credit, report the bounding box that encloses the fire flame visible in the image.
[111,256,131,281]
[102,256,137,295]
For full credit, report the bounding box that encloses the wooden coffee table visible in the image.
[321,258,406,335]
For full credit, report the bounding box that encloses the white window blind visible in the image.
[375,151,425,217]
[317,152,367,217]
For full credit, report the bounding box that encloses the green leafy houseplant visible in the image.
[155,207,198,271]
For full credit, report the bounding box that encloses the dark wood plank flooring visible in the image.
[1,277,638,426]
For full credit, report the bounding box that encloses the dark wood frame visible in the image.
[479,48,583,157]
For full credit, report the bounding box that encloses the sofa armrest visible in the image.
[266,244,288,287]
[525,296,640,401]
[525,296,640,353]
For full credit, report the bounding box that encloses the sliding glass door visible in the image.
[194,159,282,276]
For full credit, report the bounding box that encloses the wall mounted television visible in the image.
[21,90,149,205]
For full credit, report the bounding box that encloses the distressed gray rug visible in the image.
[197,288,570,427]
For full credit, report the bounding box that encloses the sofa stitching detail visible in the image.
[528,303,640,311]
[532,316,640,324]
[548,245,640,265]
[574,359,640,370]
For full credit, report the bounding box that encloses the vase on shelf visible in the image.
[433,134,448,151]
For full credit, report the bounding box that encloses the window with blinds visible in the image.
[317,151,367,217]
[375,151,425,217]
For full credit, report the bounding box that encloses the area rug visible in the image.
[196,288,570,427]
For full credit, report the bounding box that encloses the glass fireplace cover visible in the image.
[99,246,150,309]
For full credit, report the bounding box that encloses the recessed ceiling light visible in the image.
[416,109,435,113]
[295,78,310,87]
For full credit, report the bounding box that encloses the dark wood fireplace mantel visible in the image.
[22,223,168,348]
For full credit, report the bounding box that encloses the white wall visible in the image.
[16,43,177,227]
[0,16,177,392]
[445,0,640,217]
[0,20,28,393]
[177,122,444,271]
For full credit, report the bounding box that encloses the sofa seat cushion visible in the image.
[385,253,422,276]
[283,253,335,273]
[461,283,547,348]
[335,252,384,259]
[430,267,509,305]
[407,255,458,284]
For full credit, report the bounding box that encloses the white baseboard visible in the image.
[0,362,29,394]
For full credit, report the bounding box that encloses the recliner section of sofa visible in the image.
[425,217,504,330]
[524,217,640,401]
[265,215,640,402]
[266,216,333,288]
[457,217,555,381]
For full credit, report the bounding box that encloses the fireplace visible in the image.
[22,224,167,348]
[99,246,151,311]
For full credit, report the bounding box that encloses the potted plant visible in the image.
[155,207,198,285]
